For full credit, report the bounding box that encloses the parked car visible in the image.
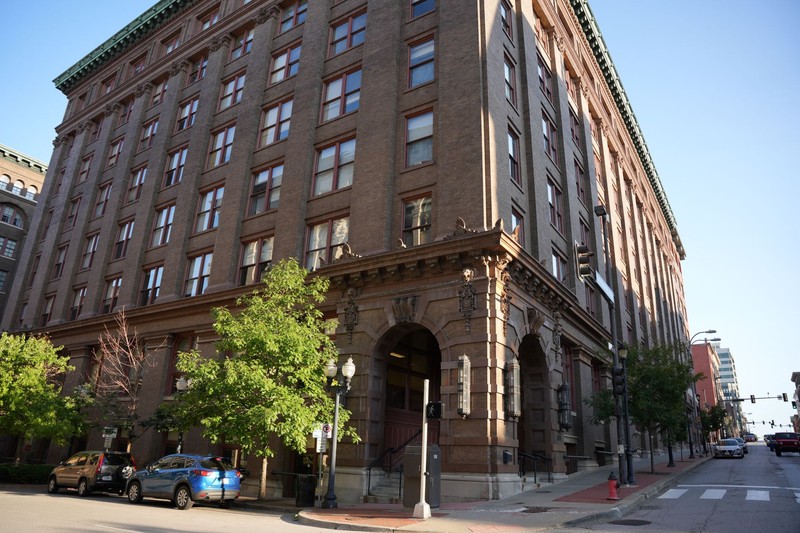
[126,454,241,510]
[743,433,757,442]
[47,450,136,496]
[712,438,745,459]
[772,432,800,457]
[765,434,776,450]
[733,437,748,454]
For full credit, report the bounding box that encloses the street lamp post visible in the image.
[322,357,356,509]
[618,348,635,485]
[175,376,189,453]
[687,330,716,458]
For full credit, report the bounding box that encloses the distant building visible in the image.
[715,345,745,435]
[692,342,722,411]
[3,0,689,502]
[0,144,46,325]
[791,372,800,432]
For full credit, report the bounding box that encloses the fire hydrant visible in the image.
[607,471,620,501]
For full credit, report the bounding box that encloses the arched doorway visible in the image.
[377,326,441,471]
[517,334,555,467]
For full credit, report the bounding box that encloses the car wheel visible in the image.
[174,486,194,510]
[47,476,59,494]
[776,449,782,457]
[77,479,90,497]
[127,481,143,504]
[218,500,231,509]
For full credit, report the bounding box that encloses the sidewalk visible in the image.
[270,449,710,532]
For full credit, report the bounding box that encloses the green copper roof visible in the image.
[53,0,193,94]
[570,0,683,257]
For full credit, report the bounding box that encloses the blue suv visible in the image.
[126,454,241,510]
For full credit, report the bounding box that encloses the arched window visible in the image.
[0,205,24,228]
[25,184,38,199]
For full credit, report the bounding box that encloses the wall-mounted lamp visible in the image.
[457,354,471,418]
[505,358,521,418]
[557,381,572,431]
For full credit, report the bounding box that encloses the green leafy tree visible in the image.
[584,388,616,426]
[174,258,359,498]
[701,404,727,442]
[0,333,87,461]
[624,344,701,473]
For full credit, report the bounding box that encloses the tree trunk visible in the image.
[258,454,269,500]
[649,431,655,474]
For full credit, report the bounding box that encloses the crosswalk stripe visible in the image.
[746,490,769,501]
[795,492,800,504]
[658,489,688,499]
[700,489,726,499]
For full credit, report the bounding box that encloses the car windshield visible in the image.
[199,457,235,470]
[103,454,132,465]
[720,439,738,446]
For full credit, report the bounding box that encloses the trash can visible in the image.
[295,474,317,507]
[402,444,441,508]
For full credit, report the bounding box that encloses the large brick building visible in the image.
[3,0,689,502]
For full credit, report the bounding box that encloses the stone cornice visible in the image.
[0,143,48,174]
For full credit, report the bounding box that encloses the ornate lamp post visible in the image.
[322,357,356,509]
[175,376,189,453]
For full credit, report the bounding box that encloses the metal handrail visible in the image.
[517,451,553,483]
[366,429,422,496]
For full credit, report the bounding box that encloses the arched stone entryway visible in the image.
[517,333,559,473]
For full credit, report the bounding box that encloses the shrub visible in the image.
[0,464,54,484]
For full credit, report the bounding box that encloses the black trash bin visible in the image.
[295,474,317,507]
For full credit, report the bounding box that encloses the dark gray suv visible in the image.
[47,450,136,496]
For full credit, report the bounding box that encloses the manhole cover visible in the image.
[522,506,551,513]
[608,519,652,526]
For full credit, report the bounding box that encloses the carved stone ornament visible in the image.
[552,311,563,364]
[210,34,232,52]
[105,103,121,118]
[458,268,476,332]
[344,288,359,344]
[444,217,480,240]
[393,296,417,324]
[527,307,546,336]
[77,121,92,134]
[334,242,362,262]
[255,5,279,25]
[170,60,189,77]
[500,288,511,335]
[135,83,153,98]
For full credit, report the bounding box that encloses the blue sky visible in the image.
[1,1,798,432]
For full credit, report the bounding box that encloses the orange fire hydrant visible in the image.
[607,471,620,501]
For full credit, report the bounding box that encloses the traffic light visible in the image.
[771,420,775,427]
[750,395,755,403]
[575,243,593,279]
[426,401,444,419]
[793,401,797,409]
[782,393,788,402]
[612,366,625,396]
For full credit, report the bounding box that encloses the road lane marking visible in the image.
[658,489,688,499]
[700,489,726,499]
[745,490,769,501]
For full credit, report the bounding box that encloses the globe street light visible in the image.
[322,357,356,509]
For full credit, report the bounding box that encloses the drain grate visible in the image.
[522,506,551,513]
[608,519,652,526]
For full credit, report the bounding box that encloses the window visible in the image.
[547,179,563,233]
[219,72,246,110]
[511,208,524,243]
[280,0,307,32]
[140,265,164,305]
[126,166,147,203]
[579,218,591,246]
[164,146,188,187]
[89,119,102,143]
[551,249,567,283]
[305,217,349,270]
[198,8,219,31]
[150,79,169,106]
[321,70,361,121]
[537,55,553,103]
[260,99,292,146]
[208,125,236,168]
[114,220,135,259]
[151,204,175,247]
[138,119,158,151]
[329,12,366,56]
[129,55,146,78]
[41,296,55,326]
[41,210,53,240]
[1,205,23,227]
[185,252,213,296]
[409,38,434,88]
[107,138,124,168]
[406,111,433,167]
[0,270,6,292]
[81,233,100,269]
[313,138,355,196]
[402,196,431,247]
[94,183,112,217]
[569,108,582,147]
[176,97,199,131]
[231,27,256,60]
[103,277,122,313]
[119,98,134,126]
[410,0,435,18]
[69,287,87,321]
[585,283,596,316]
[542,112,558,162]
[162,33,181,55]
[239,237,274,285]
[249,164,283,215]
[66,197,81,229]
[0,237,17,259]
[270,44,301,84]
[77,155,92,183]
[52,245,68,279]
[508,128,520,185]
[54,169,65,195]
[188,53,208,84]
[575,159,589,205]
[504,56,516,104]
[101,75,116,95]
[500,0,513,38]
[195,186,224,232]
